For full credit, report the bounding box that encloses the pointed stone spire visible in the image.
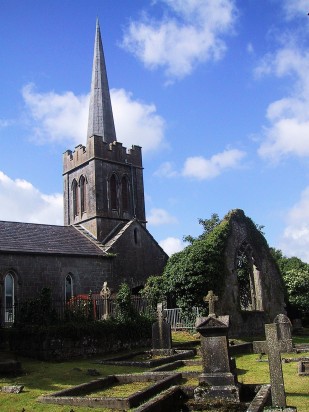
[87,19,116,143]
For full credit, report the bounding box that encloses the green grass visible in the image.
[0,332,308,412]
[89,381,152,398]
[0,356,148,412]
[236,351,309,412]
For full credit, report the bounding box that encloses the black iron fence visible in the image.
[1,297,199,330]
[0,295,154,327]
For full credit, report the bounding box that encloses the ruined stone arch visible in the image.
[219,209,285,337]
[235,241,264,312]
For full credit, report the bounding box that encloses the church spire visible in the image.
[87,19,116,143]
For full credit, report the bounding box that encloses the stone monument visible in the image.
[194,291,239,403]
[274,314,293,352]
[152,303,172,354]
[265,323,286,408]
[100,281,111,320]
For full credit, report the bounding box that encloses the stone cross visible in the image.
[100,281,111,320]
[100,281,111,298]
[265,323,286,408]
[203,290,218,316]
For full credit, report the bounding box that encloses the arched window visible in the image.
[110,174,118,210]
[79,175,86,214]
[121,176,129,212]
[65,274,73,302]
[5,273,14,323]
[235,242,263,311]
[72,179,79,217]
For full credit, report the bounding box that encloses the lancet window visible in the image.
[110,174,118,210]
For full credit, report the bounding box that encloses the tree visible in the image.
[282,268,309,316]
[270,248,309,320]
[183,213,220,244]
[164,214,230,315]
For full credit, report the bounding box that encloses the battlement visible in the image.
[63,135,143,173]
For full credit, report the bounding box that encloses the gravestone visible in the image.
[100,281,111,320]
[152,303,172,351]
[274,314,293,352]
[194,291,239,403]
[253,314,294,354]
[203,290,218,317]
[265,323,286,408]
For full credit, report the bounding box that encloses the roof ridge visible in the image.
[72,224,107,254]
[102,219,135,251]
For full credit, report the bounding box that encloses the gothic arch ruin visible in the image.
[218,210,285,337]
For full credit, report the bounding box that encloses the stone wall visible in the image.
[9,333,151,361]
[110,222,168,290]
[0,252,113,303]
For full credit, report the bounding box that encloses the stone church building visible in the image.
[0,21,168,324]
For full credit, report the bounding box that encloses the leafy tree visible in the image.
[282,268,309,316]
[164,215,230,315]
[183,213,220,244]
[115,283,136,321]
[270,248,309,320]
[140,275,165,308]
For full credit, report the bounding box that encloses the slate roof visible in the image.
[0,221,108,256]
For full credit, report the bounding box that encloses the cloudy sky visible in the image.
[1,0,309,260]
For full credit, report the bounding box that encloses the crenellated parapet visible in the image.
[63,135,143,174]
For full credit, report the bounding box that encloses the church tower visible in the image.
[63,20,146,242]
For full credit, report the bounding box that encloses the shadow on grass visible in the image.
[0,356,148,393]
[235,368,249,376]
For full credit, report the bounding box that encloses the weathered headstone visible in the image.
[274,314,293,352]
[194,292,239,403]
[253,314,294,354]
[265,323,286,408]
[203,290,218,317]
[100,281,111,320]
[152,303,172,350]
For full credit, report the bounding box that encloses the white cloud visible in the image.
[282,0,309,19]
[182,149,246,180]
[0,171,63,225]
[159,236,186,256]
[22,84,165,152]
[111,88,165,152]
[154,161,178,177]
[256,43,309,161]
[122,0,237,80]
[279,186,309,262]
[147,208,178,225]
[22,84,89,145]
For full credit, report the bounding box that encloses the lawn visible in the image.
[0,333,308,411]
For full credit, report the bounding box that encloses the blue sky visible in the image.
[1,0,309,260]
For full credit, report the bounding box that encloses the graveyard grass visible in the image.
[0,333,308,412]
